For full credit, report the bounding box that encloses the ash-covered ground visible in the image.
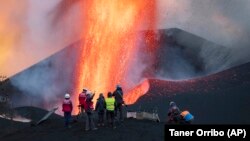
[0,107,164,141]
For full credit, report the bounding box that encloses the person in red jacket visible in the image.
[84,91,97,131]
[78,88,87,114]
[62,93,73,128]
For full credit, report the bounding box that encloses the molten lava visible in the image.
[124,79,150,105]
[73,0,156,113]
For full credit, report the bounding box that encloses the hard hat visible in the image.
[86,91,91,94]
[86,91,92,96]
[116,84,121,88]
[65,93,70,99]
[169,101,175,107]
[82,88,88,92]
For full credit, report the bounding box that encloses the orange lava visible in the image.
[73,0,156,114]
[124,79,150,105]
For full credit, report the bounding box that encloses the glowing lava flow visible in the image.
[73,0,156,113]
[124,79,150,105]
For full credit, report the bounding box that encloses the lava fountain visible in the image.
[124,79,150,105]
[73,0,156,113]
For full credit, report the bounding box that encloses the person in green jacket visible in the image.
[105,92,116,128]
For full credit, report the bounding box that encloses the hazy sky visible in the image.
[158,0,250,49]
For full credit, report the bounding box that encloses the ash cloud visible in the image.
[156,0,250,79]
[9,0,82,109]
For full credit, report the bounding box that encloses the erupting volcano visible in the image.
[73,0,157,112]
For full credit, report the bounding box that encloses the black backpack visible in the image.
[97,98,105,111]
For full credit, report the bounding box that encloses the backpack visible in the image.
[97,98,105,111]
[180,111,194,123]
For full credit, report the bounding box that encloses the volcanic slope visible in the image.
[128,62,250,124]
[1,28,241,109]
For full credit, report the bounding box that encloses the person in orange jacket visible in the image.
[62,93,73,128]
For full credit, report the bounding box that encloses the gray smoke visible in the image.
[9,0,82,110]
[156,0,250,79]
[10,42,80,109]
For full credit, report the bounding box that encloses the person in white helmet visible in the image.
[62,93,73,128]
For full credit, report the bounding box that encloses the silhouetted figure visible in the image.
[84,91,97,131]
[167,101,181,124]
[113,84,124,121]
[95,93,106,126]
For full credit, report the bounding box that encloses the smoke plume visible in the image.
[5,0,82,110]
[158,0,250,70]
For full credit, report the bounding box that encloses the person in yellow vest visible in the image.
[105,92,116,129]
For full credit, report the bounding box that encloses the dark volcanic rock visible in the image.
[0,118,164,141]
[129,62,250,124]
[14,106,62,122]
[140,28,233,79]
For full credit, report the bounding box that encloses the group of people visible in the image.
[62,84,125,130]
[62,85,194,129]
[167,101,194,124]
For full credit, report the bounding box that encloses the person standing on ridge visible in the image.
[78,88,88,115]
[84,91,97,131]
[112,84,124,121]
[62,93,73,128]
[95,93,106,126]
[105,92,116,128]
